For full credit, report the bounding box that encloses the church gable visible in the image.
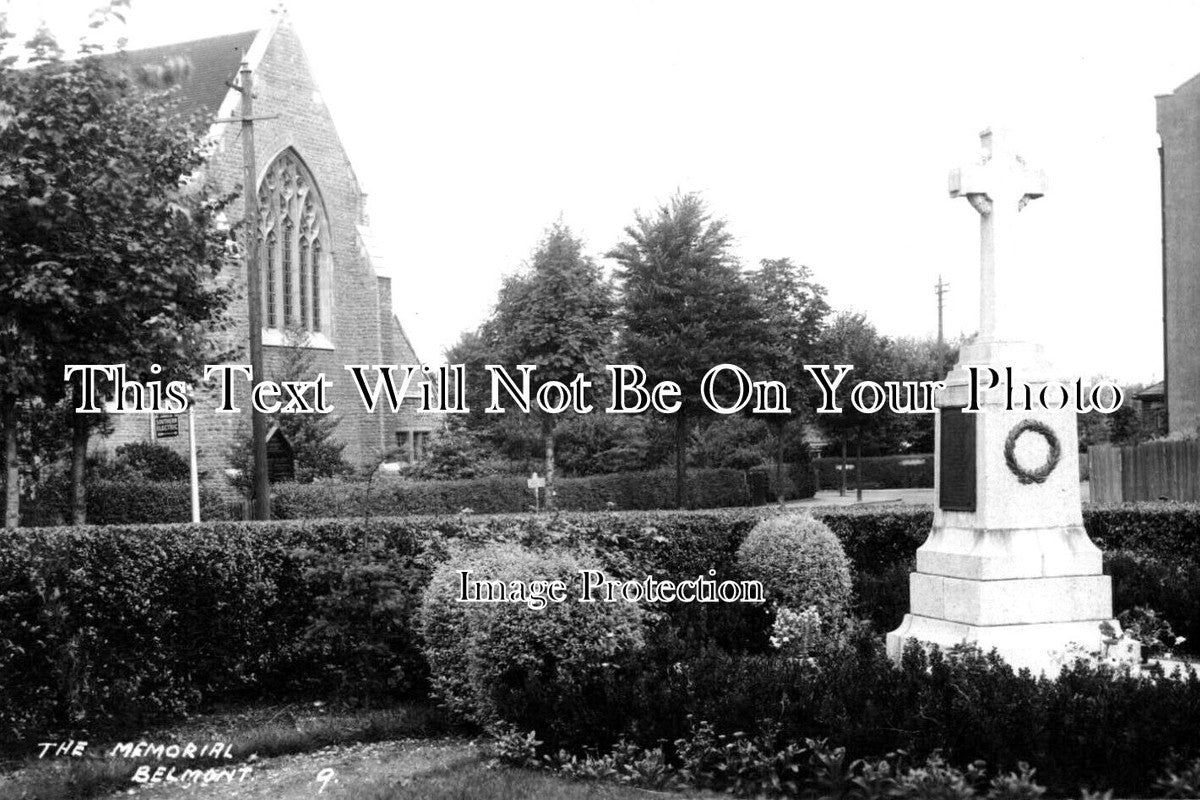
[203,16,395,468]
[94,15,443,477]
[101,30,257,118]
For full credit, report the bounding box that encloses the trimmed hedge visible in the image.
[28,466,813,526]
[0,509,766,744]
[23,479,237,527]
[6,502,1200,745]
[509,628,1200,797]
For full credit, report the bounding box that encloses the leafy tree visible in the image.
[608,193,767,507]
[100,441,191,482]
[554,414,656,476]
[885,334,960,453]
[1078,381,1154,449]
[402,425,507,480]
[0,16,234,524]
[488,222,614,508]
[271,328,351,482]
[814,312,896,496]
[748,257,830,502]
[225,329,352,494]
[690,415,772,470]
[444,328,499,430]
[445,321,541,470]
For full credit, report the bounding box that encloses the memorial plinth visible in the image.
[885,129,1127,674]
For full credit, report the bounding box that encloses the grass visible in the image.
[0,702,453,800]
[343,759,713,800]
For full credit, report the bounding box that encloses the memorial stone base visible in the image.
[885,341,1136,675]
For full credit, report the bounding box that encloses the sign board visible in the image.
[527,472,546,490]
[154,413,180,439]
[938,406,976,512]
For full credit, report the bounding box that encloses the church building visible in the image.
[94,13,442,480]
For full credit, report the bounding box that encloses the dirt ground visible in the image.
[109,737,479,800]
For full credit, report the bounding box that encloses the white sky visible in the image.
[7,0,1199,384]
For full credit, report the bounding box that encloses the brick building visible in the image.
[1158,72,1200,435]
[94,13,442,479]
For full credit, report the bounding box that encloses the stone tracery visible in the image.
[258,149,326,335]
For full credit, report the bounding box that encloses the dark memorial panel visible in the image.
[939,405,976,512]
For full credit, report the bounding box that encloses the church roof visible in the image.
[99,29,259,118]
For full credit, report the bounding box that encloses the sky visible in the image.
[5,0,1198,384]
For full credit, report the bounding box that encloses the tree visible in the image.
[814,312,895,497]
[0,21,235,524]
[885,335,960,453]
[488,222,614,508]
[748,258,831,503]
[271,328,351,481]
[440,327,540,471]
[608,193,766,508]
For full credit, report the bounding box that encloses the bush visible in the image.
[0,518,429,744]
[105,442,191,481]
[737,513,852,624]
[22,477,235,526]
[514,626,1200,798]
[1084,503,1200,561]
[291,534,430,705]
[418,541,645,743]
[11,501,1200,755]
[1107,549,1200,657]
[851,559,913,634]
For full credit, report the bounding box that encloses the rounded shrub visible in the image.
[736,512,852,623]
[417,541,645,734]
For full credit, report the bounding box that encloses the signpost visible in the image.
[154,413,179,439]
[187,401,200,523]
[527,471,546,512]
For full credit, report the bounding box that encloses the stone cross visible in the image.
[949,127,1047,341]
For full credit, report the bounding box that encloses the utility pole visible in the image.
[934,274,950,363]
[216,61,277,520]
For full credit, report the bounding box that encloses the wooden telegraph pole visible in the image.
[934,274,949,363]
[217,62,277,520]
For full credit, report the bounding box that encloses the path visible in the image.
[789,481,1091,507]
[110,737,478,800]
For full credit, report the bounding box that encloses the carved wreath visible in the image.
[1003,419,1061,485]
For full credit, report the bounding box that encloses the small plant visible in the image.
[737,512,853,630]
[491,726,543,769]
[770,606,822,658]
[988,762,1046,800]
[1157,755,1200,798]
[1117,606,1185,660]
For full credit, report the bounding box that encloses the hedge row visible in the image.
[22,479,239,527]
[3,502,1199,745]
[25,467,801,526]
[0,509,767,745]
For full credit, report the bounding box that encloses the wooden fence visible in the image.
[1088,440,1200,503]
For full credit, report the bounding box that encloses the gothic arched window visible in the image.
[258,150,329,339]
